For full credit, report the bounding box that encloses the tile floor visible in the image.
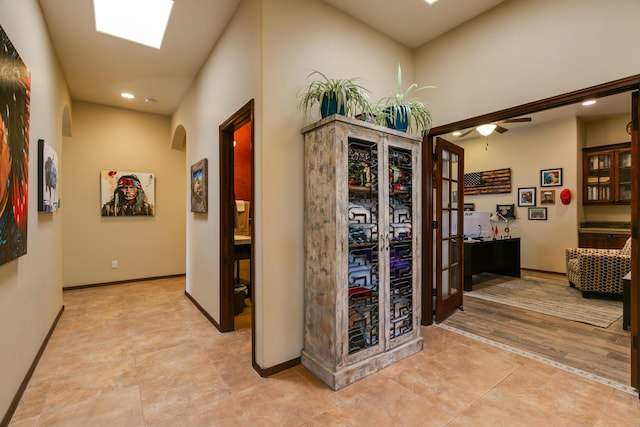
[8,276,640,426]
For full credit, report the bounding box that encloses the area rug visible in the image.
[465,277,622,328]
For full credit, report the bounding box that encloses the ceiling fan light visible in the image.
[476,124,497,137]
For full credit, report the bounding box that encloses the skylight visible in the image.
[94,0,174,49]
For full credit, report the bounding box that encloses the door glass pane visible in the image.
[442,239,449,268]
[450,265,459,293]
[451,209,458,236]
[442,268,450,298]
[442,180,450,208]
[451,237,458,266]
[388,145,413,340]
[451,181,459,209]
[442,150,450,179]
[451,153,459,177]
[347,139,379,354]
[442,210,449,238]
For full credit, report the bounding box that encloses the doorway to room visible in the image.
[424,75,640,391]
[219,100,254,337]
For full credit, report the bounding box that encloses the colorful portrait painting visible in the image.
[0,25,31,266]
[100,170,155,216]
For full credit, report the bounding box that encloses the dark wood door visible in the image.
[631,90,639,390]
[434,137,464,321]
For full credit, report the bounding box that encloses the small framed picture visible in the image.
[540,168,562,187]
[496,204,515,218]
[528,207,547,220]
[540,189,555,205]
[463,203,475,211]
[517,187,536,207]
[190,158,208,213]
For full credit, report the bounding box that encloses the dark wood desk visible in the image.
[464,238,521,291]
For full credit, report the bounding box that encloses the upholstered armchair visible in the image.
[565,238,631,297]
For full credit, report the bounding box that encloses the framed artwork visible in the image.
[463,203,475,211]
[540,189,555,205]
[528,207,547,220]
[541,168,563,187]
[464,167,511,195]
[496,204,515,218]
[0,25,30,266]
[38,139,59,212]
[517,187,536,207]
[190,158,208,213]
[100,170,155,216]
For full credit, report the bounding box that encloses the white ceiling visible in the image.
[37,0,630,121]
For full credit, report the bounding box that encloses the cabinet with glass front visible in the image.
[583,142,631,204]
[301,115,423,390]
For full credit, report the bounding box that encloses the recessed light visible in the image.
[94,0,174,49]
[121,92,135,99]
[424,0,439,4]
[452,131,462,136]
[582,100,596,106]
[144,97,156,104]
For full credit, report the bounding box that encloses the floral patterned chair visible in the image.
[565,237,631,297]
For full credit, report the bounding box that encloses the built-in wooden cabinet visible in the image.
[578,232,629,249]
[301,115,423,390]
[583,142,631,204]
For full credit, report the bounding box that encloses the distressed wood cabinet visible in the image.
[301,115,423,390]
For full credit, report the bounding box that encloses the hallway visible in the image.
[8,277,640,426]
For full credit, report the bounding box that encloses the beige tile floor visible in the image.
[8,276,640,426]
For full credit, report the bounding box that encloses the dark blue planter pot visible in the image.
[320,94,345,118]
[385,106,409,132]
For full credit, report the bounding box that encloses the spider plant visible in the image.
[375,64,434,135]
[298,70,371,119]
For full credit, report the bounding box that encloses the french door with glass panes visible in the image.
[434,137,464,321]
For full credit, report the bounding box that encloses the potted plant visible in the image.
[298,70,371,119]
[375,64,434,135]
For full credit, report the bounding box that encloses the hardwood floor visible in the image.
[441,270,631,386]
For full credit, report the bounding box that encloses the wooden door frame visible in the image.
[219,99,255,335]
[426,75,640,390]
[421,135,434,326]
[631,91,639,389]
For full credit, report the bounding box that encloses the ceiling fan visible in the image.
[457,117,532,137]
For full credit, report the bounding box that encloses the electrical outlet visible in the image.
[111,260,118,269]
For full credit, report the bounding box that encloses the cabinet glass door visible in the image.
[387,145,414,342]
[586,152,611,202]
[617,150,632,202]
[347,139,380,355]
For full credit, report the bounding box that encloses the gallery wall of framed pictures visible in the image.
[466,165,570,224]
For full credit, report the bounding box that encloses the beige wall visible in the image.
[414,0,640,127]
[459,117,580,273]
[175,0,414,369]
[0,0,71,417]
[172,0,261,340]
[62,101,186,286]
[260,0,413,367]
